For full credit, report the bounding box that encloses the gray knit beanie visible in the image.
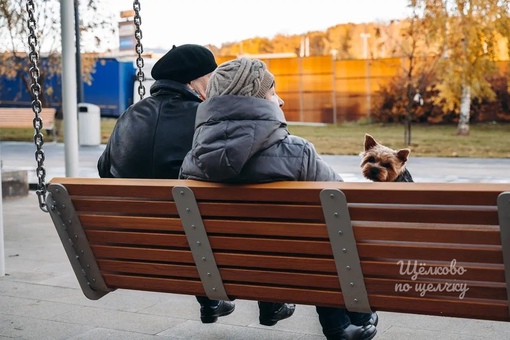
[206,57,274,99]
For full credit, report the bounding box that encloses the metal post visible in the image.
[0,171,5,277]
[61,0,80,177]
[74,0,84,103]
[365,60,371,122]
[331,51,338,125]
[360,33,371,122]
[298,56,304,122]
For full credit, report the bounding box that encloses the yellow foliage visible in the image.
[411,0,510,113]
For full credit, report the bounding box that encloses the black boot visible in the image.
[326,324,377,340]
[351,312,379,327]
[200,300,235,323]
[258,302,296,326]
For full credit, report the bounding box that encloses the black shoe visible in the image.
[326,324,377,340]
[259,303,296,326]
[367,312,378,327]
[200,300,235,323]
[351,312,379,327]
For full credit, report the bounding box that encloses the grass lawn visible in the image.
[1,118,509,158]
[287,122,510,158]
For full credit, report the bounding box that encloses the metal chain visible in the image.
[26,0,48,213]
[133,0,146,100]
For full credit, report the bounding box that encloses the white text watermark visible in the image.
[395,259,469,299]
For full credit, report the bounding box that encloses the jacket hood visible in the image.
[188,95,288,181]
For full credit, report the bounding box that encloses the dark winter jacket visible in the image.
[98,79,201,179]
[179,95,342,183]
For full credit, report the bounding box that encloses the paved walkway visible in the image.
[1,141,510,339]
[1,141,510,184]
[3,193,510,340]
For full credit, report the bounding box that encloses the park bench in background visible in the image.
[0,107,56,141]
[46,178,510,322]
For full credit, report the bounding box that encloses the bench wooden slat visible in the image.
[73,198,499,225]
[56,178,507,206]
[97,259,507,301]
[92,245,194,263]
[86,230,189,248]
[85,229,503,264]
[79,214,502,245]
[91,245,506,283]
[359,243,503,263]
[73,199,178,216]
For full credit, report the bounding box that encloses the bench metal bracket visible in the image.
[46,183,112,300]
[320,189,372,313]
[173,186,230,301]
[498,191,510,318]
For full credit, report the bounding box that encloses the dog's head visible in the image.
[360,134,411,182]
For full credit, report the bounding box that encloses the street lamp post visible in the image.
[331,49,338,124]
[74,0,84,103]
[360,33,371,122]
[0,171,4,277]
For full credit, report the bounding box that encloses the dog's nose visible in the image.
[370,167,379,176]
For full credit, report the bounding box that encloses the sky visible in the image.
[106,0,411,49]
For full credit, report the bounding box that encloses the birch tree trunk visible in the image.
[457,85,471,136]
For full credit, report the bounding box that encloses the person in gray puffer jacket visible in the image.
[180,57,378,340]
[179,60,339,184]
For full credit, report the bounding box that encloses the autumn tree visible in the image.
[306,32,328,56]
[341,26,354,58]
[324,24,354,58]
[271,34,302,55]
[409,0,510,135]
[393,11,440,144]
[371,13,441,144]
[0,0,116,108]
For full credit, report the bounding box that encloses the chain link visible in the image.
[133,0,146,100]
[26,0,48,213]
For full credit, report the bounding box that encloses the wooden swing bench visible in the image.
[46,178,510,322]
[0,107,57,141]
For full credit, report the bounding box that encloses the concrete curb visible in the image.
[1,170,28,199]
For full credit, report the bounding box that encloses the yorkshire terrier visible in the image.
[360,134,414,182]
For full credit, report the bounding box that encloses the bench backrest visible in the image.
[46,178,510,322]
[0,107,56,129]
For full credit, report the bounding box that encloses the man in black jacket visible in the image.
[98,44,216,179]
[97,44,235,324]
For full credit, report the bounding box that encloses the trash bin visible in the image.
[78,103,101,146]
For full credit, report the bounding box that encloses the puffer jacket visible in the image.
[179,95,342,183]
[98,79,201,179]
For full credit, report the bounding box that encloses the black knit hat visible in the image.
[151,44,217,83]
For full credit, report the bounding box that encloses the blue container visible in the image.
[84,58,136,117]
[0,57,136,118]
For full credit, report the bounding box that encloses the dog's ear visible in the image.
[396,148,410,163]
[364,134,378,151]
